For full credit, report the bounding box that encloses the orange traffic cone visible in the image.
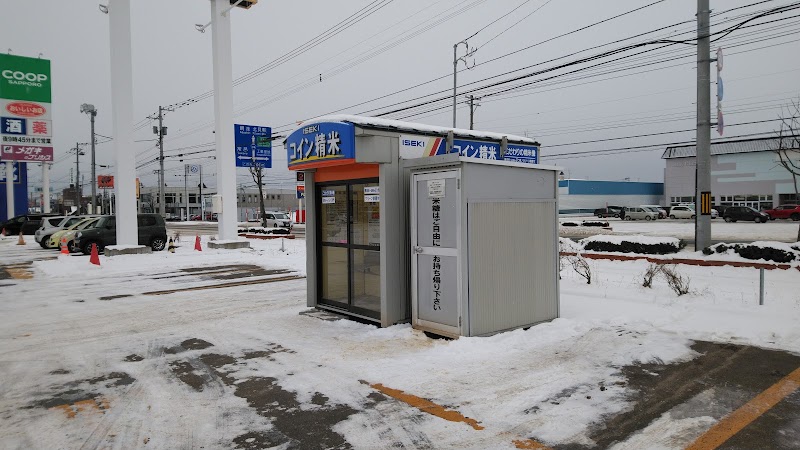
[60,237,69,255]
[194,235,202,252]
[89,243,100,266]
[16,232,25,245]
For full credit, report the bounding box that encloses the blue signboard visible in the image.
[286,122,356,169]
[0,161,28,221]
[503,143,539,164]
[234,124,272,168]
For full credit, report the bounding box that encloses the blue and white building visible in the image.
[558,178,664,214]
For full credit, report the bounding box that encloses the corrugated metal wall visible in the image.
[468,201,558,336]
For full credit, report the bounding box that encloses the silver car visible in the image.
[623,206,659,221]
[35,216,84,248]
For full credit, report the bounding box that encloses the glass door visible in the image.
[317,179,381,320]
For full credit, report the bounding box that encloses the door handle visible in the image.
[413,246,423,254]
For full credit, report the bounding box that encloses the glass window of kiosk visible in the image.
[318,179,381,320]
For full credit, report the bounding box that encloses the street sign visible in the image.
[234,124,271,168]
[98,175,114,188]
[188,164,200,174]
[716,75,723,101]
[717,108,724,136]
[716,47,723,72]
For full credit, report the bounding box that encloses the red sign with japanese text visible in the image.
[1,144,53,161]
[5,101,46,118]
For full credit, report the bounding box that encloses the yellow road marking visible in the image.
[6,267,32,279]
[686,366,800,450]
[513,439,552,449]
[370,383,484,430]
[369,383,552,449]
[51,397,110,419]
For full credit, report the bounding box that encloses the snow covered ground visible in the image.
[562,215,800,242]
[0,234,798,449]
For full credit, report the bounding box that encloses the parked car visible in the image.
[622,206,659,221]
[261,212,293,228]
[73,213,168,254]
[763,204,800,221]
[48,217,101,251]
[668,205,696,219]
[1,213,60,236]
[722,206,769,223]
[711,208,719,219]
[35,215,85,248]
[641,205,667,219]
[594,206,622,218]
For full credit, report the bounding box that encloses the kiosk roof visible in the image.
[288,114,538,145]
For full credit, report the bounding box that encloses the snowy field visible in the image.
[0,234,799,449]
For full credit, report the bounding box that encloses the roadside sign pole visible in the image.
[42,163,50,213]
[211,0,237,240]
[108,0,138,245]
[5,161,13,219]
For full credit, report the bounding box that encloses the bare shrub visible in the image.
[642,263,663,288]
[569,255,592,285]
[661,265,690,296]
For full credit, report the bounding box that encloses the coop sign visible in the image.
[286,122,355,169]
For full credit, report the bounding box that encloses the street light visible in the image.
[80,103,98,214]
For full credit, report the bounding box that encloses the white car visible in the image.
[35,216,84,248]
[262,212,293,228]
[668,206,696,219]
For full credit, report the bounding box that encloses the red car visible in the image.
[763,204,800,221]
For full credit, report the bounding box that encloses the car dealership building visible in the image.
[662,137,799,210]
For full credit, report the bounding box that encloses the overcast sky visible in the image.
[2,0,798,194]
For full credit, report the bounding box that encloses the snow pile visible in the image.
[559,237,582,253]
[581,235,682,255]
[701,241,800,264]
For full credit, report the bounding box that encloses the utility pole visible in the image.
[75,142,81,211]
[81,104,98,213]
[468,95,481,130]
[452,40,475,128]
[695,0,712,250]
[154,105,167,218]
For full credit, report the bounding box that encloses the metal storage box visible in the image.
[405,154,560,338]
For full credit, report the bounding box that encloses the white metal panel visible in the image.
[468,201,558,336]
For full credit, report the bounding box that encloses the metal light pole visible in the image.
[452,40,475,128]
[80,103,98,214]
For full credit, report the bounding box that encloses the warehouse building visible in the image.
[558,178,664,214]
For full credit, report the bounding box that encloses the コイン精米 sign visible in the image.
[399,134,538,164]
[286,122,355,169]
[0,54,53,163]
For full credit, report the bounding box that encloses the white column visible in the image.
[108,0,137,244]
[42,163,50,213]
[211,0,237,240]
[5,161,13,219]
